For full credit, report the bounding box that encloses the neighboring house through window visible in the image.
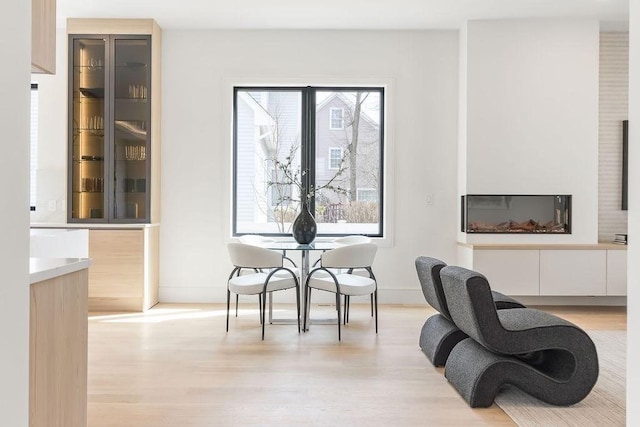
[357,188,378,202]
[329,107,344,130]
[268,159,292,207]
[329,147,343,170]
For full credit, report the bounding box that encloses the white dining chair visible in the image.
[304,242,378,340]
[238,234,298,270]
[237,234,300,321]
[226,242,300,339]
[333,235,372,245]
[238,234,275,246]
[311,235,372,270]
[311,235,374,322]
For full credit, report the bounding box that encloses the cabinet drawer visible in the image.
[88,229,144,311]
[540,250,606,296]
[473,250,540,295]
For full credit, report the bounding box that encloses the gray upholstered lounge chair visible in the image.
[415,256,525,366]
[439,265,599,407]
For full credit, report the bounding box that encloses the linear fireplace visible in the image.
[461,195,571,234]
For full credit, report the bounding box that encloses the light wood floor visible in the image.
[87,303,626,426]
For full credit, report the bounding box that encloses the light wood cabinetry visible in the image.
[30,269,87,427]
[65,19,162,312]
[31,0,56,74]
[88,227,159,311]
[458,243,627,296]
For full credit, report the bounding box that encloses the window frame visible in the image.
[356,188,378,202]
[328,147,343,170]
[232,86,385,238]
[329,107,344,130]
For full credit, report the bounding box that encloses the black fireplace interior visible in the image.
[461,195,571,234]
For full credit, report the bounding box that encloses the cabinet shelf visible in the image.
[76,128,104,132]
[74,157,104,162]
[74,129,104,136]
[73,98,104,103]
[74,65,105,70]
[115,97,148,103]
[116,62,147,68]
[79,87,105,98]
[114,120,147,139]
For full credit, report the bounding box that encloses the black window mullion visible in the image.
[232,87,240,236]
[300,88,309,207]
[378,89,385,236]
[303,87,316,213]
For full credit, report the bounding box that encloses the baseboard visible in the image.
[159,286,626,306]
[511,296,627,306]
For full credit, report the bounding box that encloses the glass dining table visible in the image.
[264,240,338,331]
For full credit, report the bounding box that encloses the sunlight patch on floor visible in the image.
[89,307,297,323]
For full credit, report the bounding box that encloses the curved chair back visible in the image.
[321,243,377,269]
[333,235,372,245]
[438,265,500,346]
[227,242,283,269]
[415,256,451,320]
[238,235,275,246]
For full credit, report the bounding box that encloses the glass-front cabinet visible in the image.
[69,34,151,223]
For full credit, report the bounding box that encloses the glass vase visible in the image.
[292,202,317,244]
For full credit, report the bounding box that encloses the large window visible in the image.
[233,87,384,237]
[329,107,344,130]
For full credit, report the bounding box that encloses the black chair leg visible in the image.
[226,290,231,332]
[235,294,239,317]
[304,287,312,332]
[336,292,342,341]
[374,290,378,333]
[343,295,348,325]
[370,294,374,317]
[296,285,301,333]
[261,292,267,340]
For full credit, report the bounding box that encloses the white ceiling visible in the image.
[57,0,629,30]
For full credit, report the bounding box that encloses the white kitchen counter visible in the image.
[30,257,92,284]
[31,222,159,229]
[30,228,89,258]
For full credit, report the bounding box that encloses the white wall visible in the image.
[459,20,600,244]
[31,23,624,302]
[30,29,68,224]
[627,0,639,422]
[0,1,31,425]
[159,30,460,303]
